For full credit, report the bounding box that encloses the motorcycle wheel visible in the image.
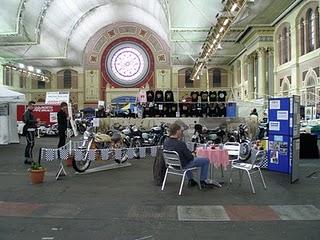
[112,142,129,164]
[239,141,252,161]
[72,139,93,172]
[72,149,91,173]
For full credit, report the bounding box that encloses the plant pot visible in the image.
[29,169,46,184]
[66,156,74,167]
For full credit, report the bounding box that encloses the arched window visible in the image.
[316,7,320,48]
[300,18,305,55]
[307,8,315,52]
[281,27,291,64]
[63,70,72,89]
[185,69,193,88]
[278,34,282,64]
[306,76,316,106]
[282,81,290,96]
[212,68,221,87]
[282,27,288,63]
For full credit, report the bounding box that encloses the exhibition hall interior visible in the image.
[0,0,320,239]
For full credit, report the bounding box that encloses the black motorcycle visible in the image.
[191,124,226,144]
[131,123,167,146]
[228,124,252,161]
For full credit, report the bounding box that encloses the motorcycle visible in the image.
[258,119,268,140]
[228,124,252,161]
[191,124,226,144]
[130,123,168,154]
[72,126,128,173]
[37,123,59,136]
[75,118,88,134]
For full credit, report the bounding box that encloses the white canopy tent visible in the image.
[0,87,25,145]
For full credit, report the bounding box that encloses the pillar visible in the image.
[257,47,267,99]
[267,47,274,97]
[247,55,254,100]
[240,56,247,100]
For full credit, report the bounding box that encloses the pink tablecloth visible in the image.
[196,147,229,170]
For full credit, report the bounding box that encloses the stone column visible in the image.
[247,55,254,100]
[257,47,267,99]
[240,56,247,100]
[267,47,274,97]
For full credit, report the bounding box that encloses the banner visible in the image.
[45,92,70,105]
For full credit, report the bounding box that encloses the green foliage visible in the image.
[30,162,44,170]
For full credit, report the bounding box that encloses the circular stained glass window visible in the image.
[106,42,150,87]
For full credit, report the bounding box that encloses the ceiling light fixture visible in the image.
[190,0,247,81]
[18,63,25,69]
[231,3,238,12]
[27,66,34,72]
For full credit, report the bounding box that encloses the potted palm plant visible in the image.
[29,162,46,184]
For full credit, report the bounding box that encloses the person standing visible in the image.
[23,101,38,164]
[57,102,69,148]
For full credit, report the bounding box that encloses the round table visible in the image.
[196,147,229,170]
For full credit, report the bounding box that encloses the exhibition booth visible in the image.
[0,88,25,145]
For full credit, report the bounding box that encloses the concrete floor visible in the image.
[0,137,319,240]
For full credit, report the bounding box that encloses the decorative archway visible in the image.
[281,77,291,96]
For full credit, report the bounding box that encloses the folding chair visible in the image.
[222,142,240,177]
[224,142,241,163]
[229,150,267,194]
[161,150,201,195]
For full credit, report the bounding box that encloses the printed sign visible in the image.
[0,104,8,116]
[269,121,280,131]
[277,111,288,120]
[34,105,54,112]
[274,135,283,142]
[98,100,105,107]
[270,100,280,109]
[92,118,100,127]
[49,112,57,123]
[45,92,70,105]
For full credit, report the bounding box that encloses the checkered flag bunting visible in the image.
[74,149,84,161]
[45,149,57,162]
[139,147,146,158]
[115,149,122,160]
[101,149,109,161]
[59,149,69,160]
[88,150,96,161]
[151,146,157,157]
[127,148,135,159]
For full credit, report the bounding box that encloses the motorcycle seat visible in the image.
[140,130,152,134]
[95,134,112,143]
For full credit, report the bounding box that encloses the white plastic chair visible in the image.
[229,150,267,194]
[221,142,240,177]
[224,142,241,163]
[161,150,201,195]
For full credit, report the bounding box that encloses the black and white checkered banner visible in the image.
[41,145,160,162]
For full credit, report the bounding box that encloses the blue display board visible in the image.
[226,102,237,118]
[268,96,300,182]
[268,134,291,174]
[268,98,292,136]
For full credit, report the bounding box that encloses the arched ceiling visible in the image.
[0,0,299,67]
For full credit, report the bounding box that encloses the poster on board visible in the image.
[270,100,280,109]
